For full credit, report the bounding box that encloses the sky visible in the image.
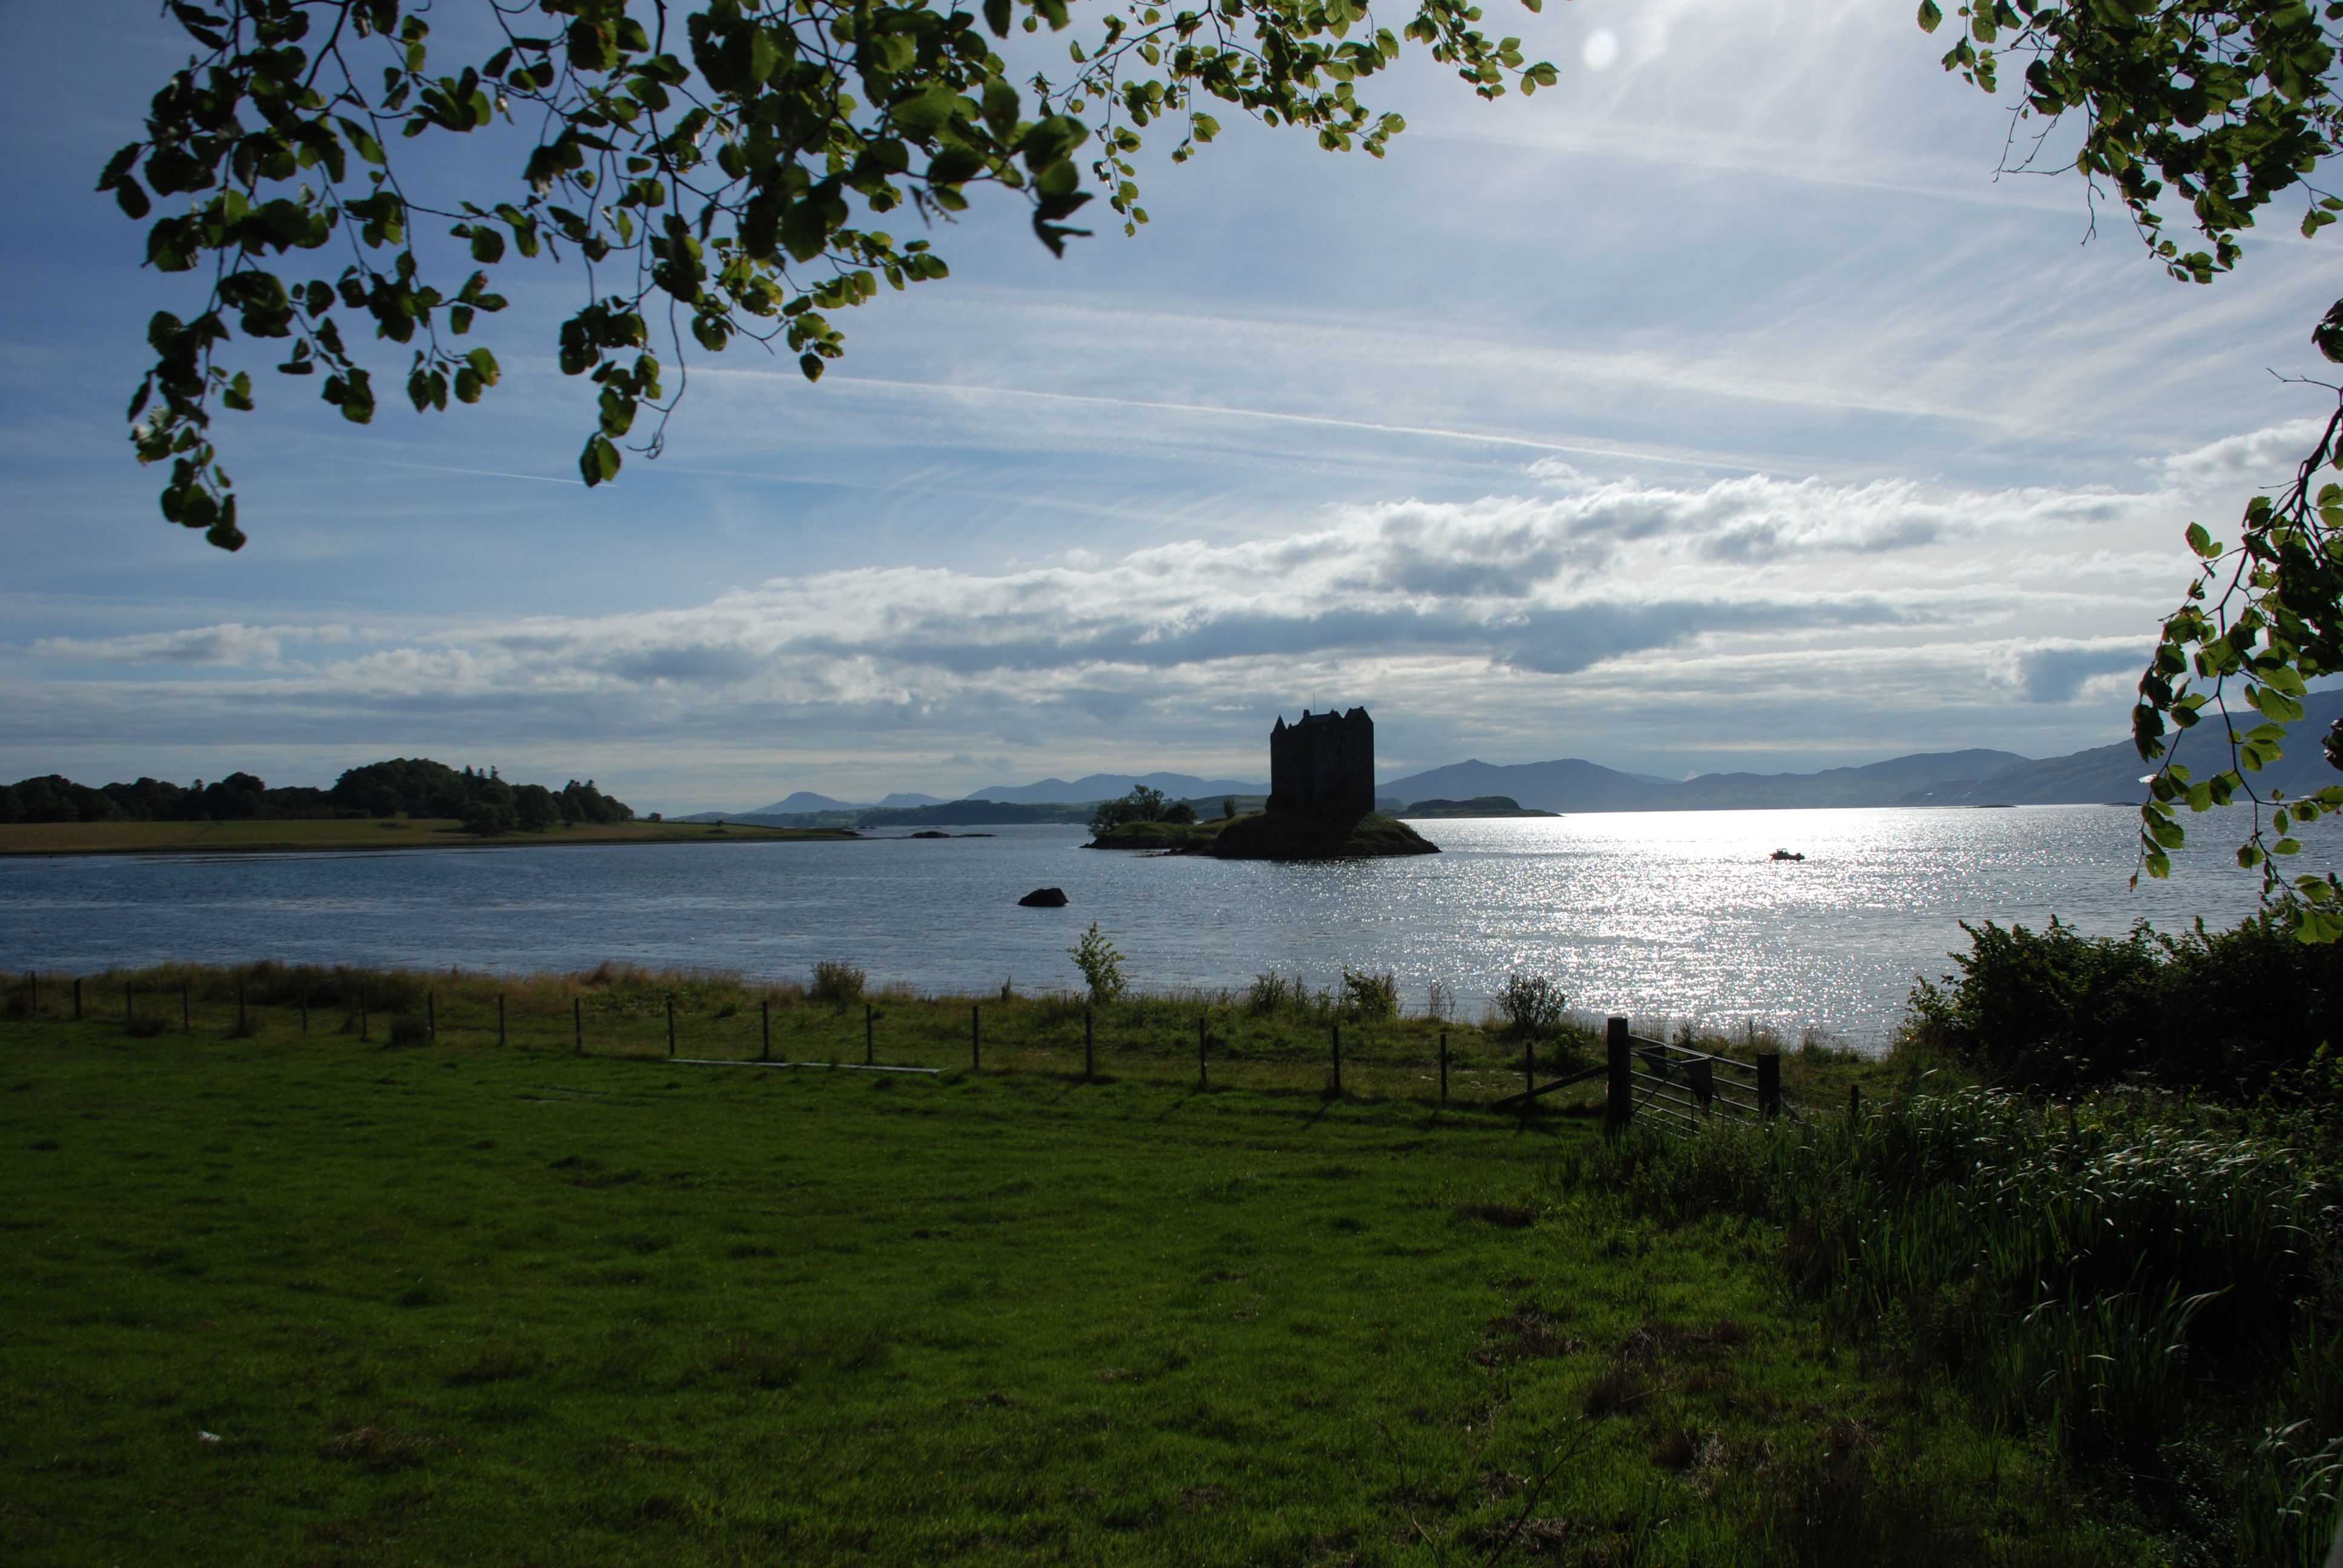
[4,0,2342,812]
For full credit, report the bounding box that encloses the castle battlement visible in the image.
[1268,707,1374,818]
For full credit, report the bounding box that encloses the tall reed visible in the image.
[1576,1085,2343,1557]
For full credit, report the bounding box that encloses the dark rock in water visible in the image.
[911,830,951,838]
[1018,886,1070,907]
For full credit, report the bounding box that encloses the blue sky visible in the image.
[4,0,2340,812]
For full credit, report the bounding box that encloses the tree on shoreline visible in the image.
[0,758,631,827]
[1921,0,2343,937]
[102,0,1553,548]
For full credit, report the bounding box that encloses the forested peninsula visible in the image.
[0,760,858,856]
[2,758,633,835]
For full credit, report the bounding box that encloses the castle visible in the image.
[1268,707,1375,818]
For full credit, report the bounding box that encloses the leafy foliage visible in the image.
[811,958,867,1002]
[1337,964,1395,1019]
[0,758,631,828]
[1918,1,2343,933]
[1086,783,1196,833]
[1494,969,1564,1036]
[109,0,1553,546]
[1068,918,1126,1000]
[1907,912,2343,1099]
[1584,1085,2338,1552]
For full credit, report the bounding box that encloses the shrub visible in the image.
[1340,967,1397,1020]
[1088,786,1168,835]
[1907,912,2343,1099]
[1497,972,1567,1036]
[811,961,865,1004]
[1581,1087,2335,1495]
[1069,923,1126,1002]
[1246,972,1294,1014]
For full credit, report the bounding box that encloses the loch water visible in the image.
[0,805,2324,1047]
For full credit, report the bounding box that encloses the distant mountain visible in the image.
[748,790,867,814]
[1941,689,2343,805]
[1385,750,2025,812]
[968,771,1268,805]
[1377,758,1676,814]
[733,789,942,815]
[859,800,1092,827]
[1671,750,2027,810]
[699,697,2343,825]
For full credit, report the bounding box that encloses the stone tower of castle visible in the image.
[1268,707,1374,817]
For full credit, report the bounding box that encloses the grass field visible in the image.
[0,972,2160,1566]
[0,818,856,857]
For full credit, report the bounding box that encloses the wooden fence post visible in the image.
[761,999,771,1062]
[1605,1016,1631,1132]
[1331,1023,1342,1096]
[237,985,246,1036]
[1084,1009,1093,1079]
[359,989,369,1042]
[1198,1013,1208,1089]
[864,1002,873,1066]
[1757,1053,1780,1118]
[666,995,676,1058]
[25,972,35,1018]
[1849,1083,1861,1121]
[125,983,133,1027]
[498,993,507,1050]
[573,996,583,1056]
[1439,1031,1448,1106]
[427,990,436,1039]
[1522,1034,1534,1102]
[298,988,308,1035]
[73,976,82,1021]
[182,981,191,1034]
[971,1004,980,1071]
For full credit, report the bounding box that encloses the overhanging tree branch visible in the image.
[103,0,1556,549]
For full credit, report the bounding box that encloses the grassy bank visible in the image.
[2,988,2141,1566]
[0,964,1891,1109]
[0,818,857,857]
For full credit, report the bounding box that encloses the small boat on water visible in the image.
[1770,848,1804,861]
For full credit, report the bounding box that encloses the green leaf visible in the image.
[579,433,621,485]
[2184,521,2217,557]
[1916,0,1943,32]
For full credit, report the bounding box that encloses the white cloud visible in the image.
[4,437,2265,799]
[26,623,351,668]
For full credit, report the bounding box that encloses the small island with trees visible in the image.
[0,757,855,856]
[1086,708,1437,859]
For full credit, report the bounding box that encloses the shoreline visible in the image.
[0,818,860,859]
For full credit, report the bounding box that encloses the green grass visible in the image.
[0,984,2163,1566]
